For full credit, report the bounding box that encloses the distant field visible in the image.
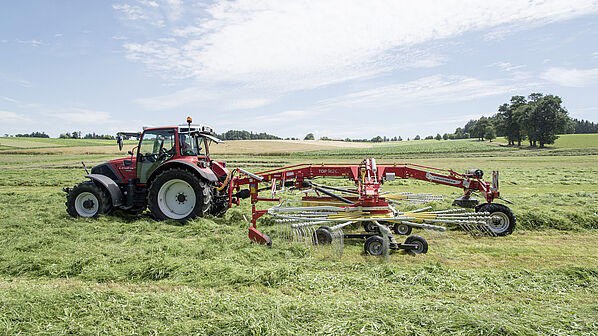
[495,133,598,148]
[0,137,117,149]
[4,134,598,156]
[294,139,515,157]
[0,138,377,155]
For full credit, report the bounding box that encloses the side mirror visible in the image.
[117,136,124,151]
[128,150,133,155]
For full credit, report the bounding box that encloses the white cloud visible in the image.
[134,87,217,110]
[541,67,598,87]
[118,0,598,91]
[0,111,31,122]
[489,62,525,72]
[17,39,43,47]
[224,98,272,111]
[46,109,113,124]
[113,4,149,21]
[319,75,524,109]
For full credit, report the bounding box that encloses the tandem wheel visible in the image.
[404,235,428,254]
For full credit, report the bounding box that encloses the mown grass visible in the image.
[0,144,597,334]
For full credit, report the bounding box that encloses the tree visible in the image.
[470,117,491,140]
[414,135,420,140]
[304,133,315,140]
[525,95,569,147]
[484,126,496,142]
[371,136,383,142]
[425,135,433,140]
[442,133,449,140]
[398,136,402,141]
[496,96,526,146]
[435,133,442,140]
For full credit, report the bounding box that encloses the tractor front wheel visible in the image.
[66,181,112,218]
[476,203,516,236]
[148,168,211,222]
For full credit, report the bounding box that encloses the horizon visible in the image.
[2,1,598,139]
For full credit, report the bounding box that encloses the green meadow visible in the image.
[0,135,597,335]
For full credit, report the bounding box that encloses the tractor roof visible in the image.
[139,124,215,134]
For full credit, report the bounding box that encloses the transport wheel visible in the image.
[148,168,211,221]
[404,235,428,254]
[363,221,379,233]
[314,226,332,245]
[476,203,516,236]
[364,235,384,256]
[393,223,412,235]
[66,181,112,218]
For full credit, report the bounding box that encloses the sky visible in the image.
[1,0,598,139]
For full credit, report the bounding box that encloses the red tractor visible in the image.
[64,118,233,221]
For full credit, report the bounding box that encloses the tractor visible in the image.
[64,117,233,221]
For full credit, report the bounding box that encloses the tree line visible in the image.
[453,93,595,147]
[303,93,596,145]
[59,132,115,140]
[217,130,281,140]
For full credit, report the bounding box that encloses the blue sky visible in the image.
[1,1,598,139]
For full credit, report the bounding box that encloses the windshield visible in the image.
[139,129,175,159]
[179,133,204,156]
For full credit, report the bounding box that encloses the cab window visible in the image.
[139,129,175,160]
[179,133,204,156]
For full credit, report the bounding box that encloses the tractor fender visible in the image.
[156,160,219,183]
[85,174,124,206]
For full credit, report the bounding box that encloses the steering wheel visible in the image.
[144,153,157,162]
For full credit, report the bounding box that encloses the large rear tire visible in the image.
[476,203,516,236]
[66,181,112,218]
[148,168,211,222]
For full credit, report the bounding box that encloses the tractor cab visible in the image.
[115,120,223,184]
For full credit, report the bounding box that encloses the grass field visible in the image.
[494,133,598,148]
[0,137,597,334]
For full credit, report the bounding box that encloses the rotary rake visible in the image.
[226,158,515,257]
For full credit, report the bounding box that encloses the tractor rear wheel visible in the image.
[476,203,516,236]
[148,168,211,222]
[66,181,112,218]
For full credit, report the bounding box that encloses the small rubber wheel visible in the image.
[393,223,412,235]
[404,235,428,254]
[364,235,384,256]
[314,226,332,245]
[363,221,379,233]
[476,203,516,236]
